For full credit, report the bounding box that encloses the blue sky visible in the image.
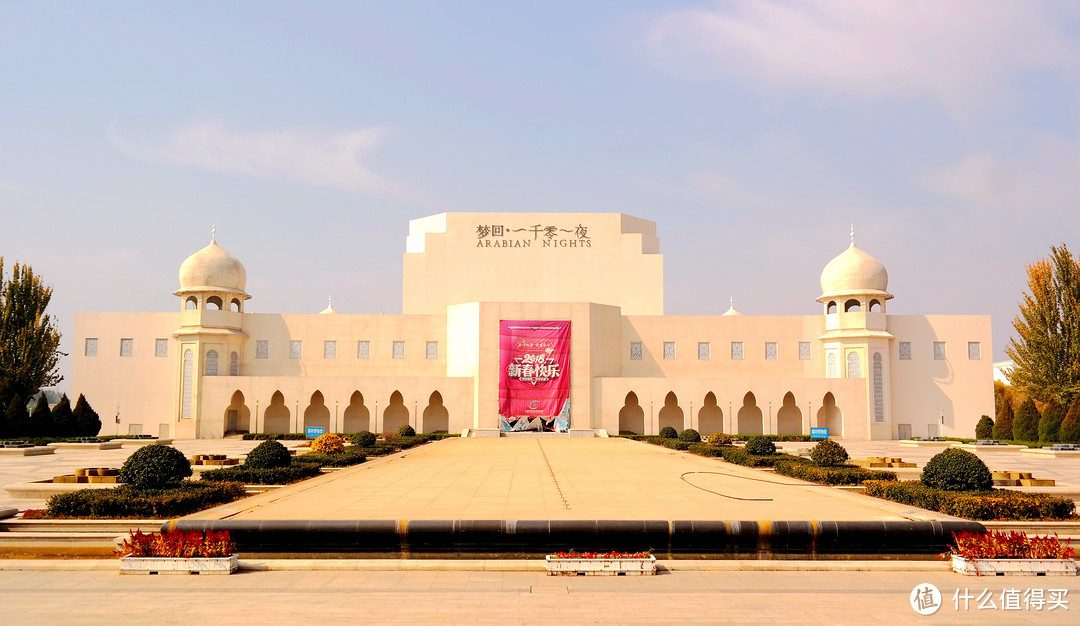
[2,1,1080,389]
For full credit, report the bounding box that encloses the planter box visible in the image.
[120,555,238,575]
[545,555,656,576]
[951,555,1078,576]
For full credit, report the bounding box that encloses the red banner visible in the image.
[498,320,571,418]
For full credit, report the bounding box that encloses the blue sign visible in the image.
[810,427,829,440]
[305,426,326,438]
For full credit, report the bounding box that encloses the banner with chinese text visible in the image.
[498,320,571,431]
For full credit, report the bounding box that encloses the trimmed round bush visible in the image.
[310,433,345,454]
[658,426,678,439]
[244,439,292,469]
[350,431,376,447]
[744,436,776,456]
[397,424,416,437]
[921,448,993,492]
[810,439,849,466]
[119,444,192,488]
[678,428,701,443]
[974,415,994,440]
[706,432,732,446]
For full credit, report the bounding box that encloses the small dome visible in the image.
[319,294,338,315]
[178,240,247,293]
[819,242,891,300]
[722,296,741,316]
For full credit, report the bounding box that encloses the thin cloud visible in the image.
[108,120,402,195]
[0,182,30,193]
[646,0,1075,115]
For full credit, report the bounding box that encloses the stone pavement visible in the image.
[2,568,1078,624]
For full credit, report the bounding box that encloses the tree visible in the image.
[0,259,64,408]
[1061,397,1080,444]
[975,415,994,440]
[51,393,75,437]
[992,400,1014,441]
[28,394,52,437]
[1012,399,1041,442]
[1039,402,1066,443]
[72,394,101,437]
[1006,244,1080,406]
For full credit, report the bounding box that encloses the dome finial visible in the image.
[850,224,855,246]
[328,293,333,308]
[729,295,734,309]
[211,221,217,243]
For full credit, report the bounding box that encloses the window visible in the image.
[968,342,981,360]
[730,341,743,360]
[289,340,302,359]
[426,341,439,359]
[933,342,946,360]
[205,350,218,376]
[663,341,676,360]
[827,353,838,378]
[873,353,884,422]
[765,342,778,360]
[393,341,405,359]
[798,342,811,360]
[155,339,168,357]
[255,340,268,359]
[324,341,337,359]
[899,342,911,360]
[120,338,133,357]
[181,349,193,418]
[847,352,861,378]
[357,341,370,359]
[630,341,643,360]
[229,352,239,376]
[84,338,98,357]
[698,342,710,360]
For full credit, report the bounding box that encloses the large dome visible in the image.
[819,242,890,300]
[178,240,247,293]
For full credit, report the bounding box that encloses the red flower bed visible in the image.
[116,529,235,558]
[941,530,1075,560]
[549,551,651,559]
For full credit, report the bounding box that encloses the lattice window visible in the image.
[933,342,946,360]
[255,340,268,359]
[663,341,676,360]
[827,353,838,378]
[357,341,370,359]
[205,350,218,376]
[968,342,981,360]
[393,341,405,359]
[899,342,911,360]
[289,340,302,359]
[324,341,337,359]
[798,342,811,360]
[698,342,710,360]
[155,339,168,357]
[765,342,778,360]
[630,341,643,360]
[120,338,133,357]
[873,353,884,422]
[181,349,193,418]
[426,341,439,359]
[847,352,861,378]
[730,341,743,360]
[229,352,239,376]
[85,338,98,357]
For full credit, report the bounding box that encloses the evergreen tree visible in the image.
[1061,397,1080,444]
[1038,402,1066,443]
[29,394,52,437]
[72,394,101,436]
[975,415,994,440]
[992,400,1015,441]
[1006,244,1080,406]
[0,259,64,408]
[1012,398,1041,442]
[4,395,27,436]
[51,393,75,437]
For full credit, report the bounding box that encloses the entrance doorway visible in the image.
[897,423,911,440]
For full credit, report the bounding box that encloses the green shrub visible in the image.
[992,401,1014,440]
[921,448,993,491]
[120,444,192,488]
[201,463,322,485]
[397,424,416,437]
[1062,398,1080,444]
[774,461,895,485]
[809,439,849,466]
[863,481,1076,521]
[45,482,245,518]
[350,431,376,447]
[687,443,724,457]
[719,447,803,467]
[974,415,994,440]
[706,432,732,446]
[662,440,691,450]
[1012,399,1040,442]
[244,439,293,469]
[678,428,701,443]
[721,447,749,466]
[241,433,308,440]
[659,426,677,439]
[744,436,776,456]
[1038,403,1066,443]
[295,446,368,467]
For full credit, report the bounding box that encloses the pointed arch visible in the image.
[658,391,684,432]
[422,391,450,433]
[618,392,645,435]
[817,392,843,437]
[776,392,802,435]
[697,392,724,435]
[737,392,764,435]
[343,391,370,433]
[382,390,410,433]
[263,391,290,433]
[224,390,250,434]
[304,390,331,431]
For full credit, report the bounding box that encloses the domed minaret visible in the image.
[172,227,250,438]
[816,227,893,440]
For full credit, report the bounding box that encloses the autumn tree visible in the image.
[992,400,1014,441]
[1061,398,1080,444]
[0,259,64,409]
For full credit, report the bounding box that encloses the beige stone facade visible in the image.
[71,213,993,440]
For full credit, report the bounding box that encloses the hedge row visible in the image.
[45,482,246,518]
[200,463,322,485]
[863,480,1077,521]
[773,461,897,485]
[295,448,368,468]
[242,432,461,442]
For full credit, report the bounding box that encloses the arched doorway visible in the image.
[698,392,724,435]
[817,392,843,438]
[618,392,645,435]
[383,390,410,434]
[658,392,684,432]
[422,391,449,433]
[224,390,251,434]
[304,391,331,432]
[342,391,370,433]
[776,392,802,435]
[737,392,763,435]
[263,391,290,433]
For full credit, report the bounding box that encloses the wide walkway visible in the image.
[185,438,952,521]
